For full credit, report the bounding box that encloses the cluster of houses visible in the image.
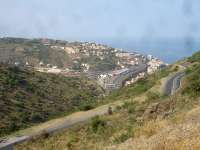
[115,52,146,69]
[147,55,168,74]
[12,39,168,90]
[97,53,168,89]
[125,72,146,86]
[80,42,109,50]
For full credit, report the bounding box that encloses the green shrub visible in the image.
[182,64,200,97]
[128,105,136,114]
[146,91,161,102]
[91,116,106,133]
[79,104,94,111]
[8,121,18,132]
[188,51,200,63]
[113,132,131,144]
[116,105,122,111]
[173,66,179,72]
[67,131,78,148]
[20,112,29,123]
[122,101,131,109]
[31,112,43,123]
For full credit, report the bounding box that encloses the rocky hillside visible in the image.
[15,51,200,150]
[0,64,104,136]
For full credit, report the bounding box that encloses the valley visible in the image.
[1,37,200,150]
[11,51,200,150]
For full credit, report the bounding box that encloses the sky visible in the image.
[0,0,200,62]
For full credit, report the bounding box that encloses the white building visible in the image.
[147,58,166,74]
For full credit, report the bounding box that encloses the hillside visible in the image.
[0,37,121,72]
[0,37,165,75]
[0,64,104,136]
[15,51,200,150]
[0,38,70,68]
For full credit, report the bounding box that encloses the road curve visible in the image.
[164,72,185,96]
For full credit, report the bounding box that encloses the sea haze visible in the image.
[97,38,200,64]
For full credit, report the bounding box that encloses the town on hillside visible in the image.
[0,37,168,90]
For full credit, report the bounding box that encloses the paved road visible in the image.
[0,69,184,150]
[164,72,185,96]
[0,101,123,150]
[106,64,147,90]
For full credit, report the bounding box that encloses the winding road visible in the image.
[0,101,123,150]
[164,71,185,96]
[0,70,185,150]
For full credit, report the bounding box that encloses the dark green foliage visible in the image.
[91,116,106,133]
[188,51,200,63]
[20,112,29,123]
[182,64,200,97]
[146,91,161,102]
[0,64,104,136]
[79,103,94,111]
[31,112,44,123]
[8,121,18,132]
[128,105,136,114]
[81,54,117,71]
[122,101,137,114]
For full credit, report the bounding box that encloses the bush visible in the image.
[113,132,131,144]
[128,105,136,114]
[91,116,106,133]
[188,51,200,63]
[182,65,200,97]
[67,131,78,149]
[31,112,43,123]
[146,91,161,102]
[8,121,18,132]
[20,112,29,123]
[116,105,122,111]
[173,66,179,72]
[79,104,94,111]
[122,101,131,109]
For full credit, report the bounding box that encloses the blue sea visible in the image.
[98,38,200,64]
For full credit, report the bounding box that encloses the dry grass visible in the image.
[134,119,169,138]
[107,106,200,150]
[15,69,185,150]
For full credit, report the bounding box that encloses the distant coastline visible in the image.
[96,38,200,63]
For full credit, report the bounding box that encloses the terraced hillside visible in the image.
[0,64,104,136]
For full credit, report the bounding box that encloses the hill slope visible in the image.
[15,51,200,150]
[0,38,120,71]
[0,64,104,136]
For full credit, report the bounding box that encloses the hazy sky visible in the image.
[0,0,200,63]
[0,0,199,40]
